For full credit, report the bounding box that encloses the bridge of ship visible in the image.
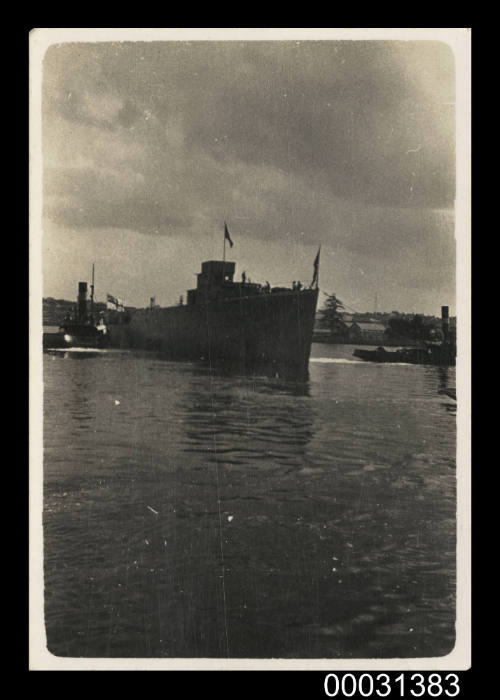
[186,260,304,305]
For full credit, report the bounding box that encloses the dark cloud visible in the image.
[43,41,455,210]
[41,39,456,313]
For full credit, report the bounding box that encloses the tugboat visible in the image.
[50,264,109,349]
[353,346,421,364]
[353,306,456,367]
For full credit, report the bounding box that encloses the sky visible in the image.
[40,39,456,315]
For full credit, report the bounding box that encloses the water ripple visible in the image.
[42,345,456,658]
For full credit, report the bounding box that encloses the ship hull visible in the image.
[44,323,110,349]
[108,289,319,378]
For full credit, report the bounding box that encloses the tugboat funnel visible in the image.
[441,305,450,344]
[78,282,88,321]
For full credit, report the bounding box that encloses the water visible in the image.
[43,343,456,658]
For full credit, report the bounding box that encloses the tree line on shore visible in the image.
[318,293,453,344]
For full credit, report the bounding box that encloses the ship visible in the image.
[43,265,110,349]
[352,306,456,367]
[107,257,320,379]
[353,345,455,366]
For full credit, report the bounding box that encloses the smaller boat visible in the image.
[55,265,109,349]
[353,343,455,366]
[353,306,456,367]
[59,315,109,348]
[353,346,421,364]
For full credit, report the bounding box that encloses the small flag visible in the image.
[107,293,124,310]
[224,222,234,248]
[312,246,321,288]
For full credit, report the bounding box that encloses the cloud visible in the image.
[40,39,456,313]
[44,165,193,233]
[43,40,455,212]
[117,99,143,128]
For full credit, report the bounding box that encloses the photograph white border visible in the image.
[29,27,471,671]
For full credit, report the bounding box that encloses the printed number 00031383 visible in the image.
[324,673,461,697]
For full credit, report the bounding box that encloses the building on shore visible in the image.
[347,321,387,345]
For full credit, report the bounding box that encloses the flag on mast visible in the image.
[224,222,234,248]
[107,293,124,310]
[312,246,321,288]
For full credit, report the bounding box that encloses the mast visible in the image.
[90,262,95,317]
[222,222,233,283]
[222,223,226,283]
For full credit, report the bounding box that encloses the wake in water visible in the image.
[310,357,368,364]
[309,357,366,365]
[310,357,417,366]
[44,347,130,355]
